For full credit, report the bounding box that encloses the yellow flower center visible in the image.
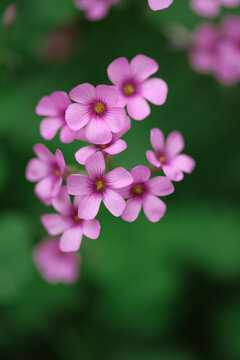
[94,179,106,192]
[132,183,144,196]
[158,156,166,164]
[74,214,83,223]
[94,102,106,115]
[55,169,61,176]
[123,83,135,96]
[99,144,108,149]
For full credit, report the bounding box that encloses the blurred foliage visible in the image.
[0,0,240,359]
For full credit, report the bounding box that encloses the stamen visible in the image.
[132,183,144,196]
[158,156,166,164]
[123,83,135,96]
[93,102,106,115]
[94,179,106,192]
[74,214,83,223]
[99,144,108,150]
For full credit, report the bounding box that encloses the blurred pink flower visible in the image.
[41,187,100,252]
[107,55,168,120]
[146,129,195,181]
[36,91,78,143]
[119,165,174,223]
[67,152,133,219]
[191,0,240,18]
[2,3,17,30]
[26,144,66,205]
[75,0,120,21]
[75,116,130,165]
[148,0,174,10]
[66,84,126,145]
[33,237,80,284]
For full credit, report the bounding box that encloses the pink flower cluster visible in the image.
[26,55,195,284]
[191,0,240,18]
[190,16,240,85]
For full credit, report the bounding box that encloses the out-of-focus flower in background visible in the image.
[75,0,120,21]
[148,0,174,11]
[191,0,240,17]
[1,3,17,30]
[33,237,80,284]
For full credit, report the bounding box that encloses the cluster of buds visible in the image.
[26,55,195,283]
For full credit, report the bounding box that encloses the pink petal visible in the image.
[148,176,174,196]
[65,103,90,131]
[60,226,83,252]
[103,189,126,217]
[113,115,131,139]
[41,214,72,235]
[122,197,142,222]
[107,57,130,85]
[142,194,166,222]
[85,118,112,145]
[165,131,185,158]
[127,96,150,121]
[116,185,132,198]
[173,154,196,174]
[148,0,174,11]
[33,143,54,163]
[131,165,151,183]
[85,152,106,179]
[84,2,109,21]
[50,91,71,111]
[55,149,65,174]
[141,78,168,105]
[78,193,102,219]
[150,128,165,153]
[52,186,73,216]
[130,54,158,81]
[96,85,119,107]
[34,176,55,205]
[104,167,133,189]
[73,195,84,209]
[26,159,51,182]
[36,96,59,117]
[75,145,96,165]
[69,83,96,103]
[104,107,126,133]
[60,125,76,143]
[40,117,63,140]
[104,139,127,155]
[146,150,161,168]
[51,177,63,198]
[67,174,91,195]
[82,219,100,239]
[162,164,184,182]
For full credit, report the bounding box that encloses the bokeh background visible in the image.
[0,0,240,359]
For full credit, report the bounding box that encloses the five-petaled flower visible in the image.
[41,187,101,252]
[107,55,168,120]
[67,152,133,219]
[26,144,66,205]
[146,129,196,181]
[148,0,174,11]
[33,237,80,284]
[119,165,174,223]
[66,84,127,145]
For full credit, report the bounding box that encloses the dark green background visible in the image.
[0,0,240,359]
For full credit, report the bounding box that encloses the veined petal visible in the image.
[67,174,91,195]
[130,54,158,81]
[36,96,59,117]
[75,145,96,165]
[131,165,151,183]
[78,193,102,220]
[103,189,126,217]
[65,103,90,131]
[60,226,83,252]
[148,176,174,196]
[52,186,73,216]
[85,118,112,145]
[127,96,150,121]
[122,197,142,222]
[69,83,96,103]
[104,107,126,133]
[107,57,130,86]
[143,194,166,223]
[50,91,71,111]
[82,219,100,239]
[96,85,119,107]
[104,167,133,189]
[104,139,127,155]
[85,152,106,179]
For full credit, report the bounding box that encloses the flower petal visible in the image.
[33,143,54,163]
[142,78,168,105]
[85,152,106,179]
[60,125,76,143]
[130,54,158,81]
[41,214,72,235]
[104,139,127,155]
[103,189,126,217]
[162,164,184,182]
[146,150,161,168]
[52,186,72,216]
[113,115,131,139]
[78,193,102,220]
[69,83,96,103]
[65,103,90,131]
[82,219,100,239]
[67,174,91,195]
[116,185,132,199]
[96,85,119,107]
[127,96,150,121]
[36,96,58,117]
[165,131,185,158]
[122,197,142,222]
[148,176,174,196]
[173,154,196,174]
[75,145,96,165]
[85,118,112,145]
[40,117,63,140]
[26,159,51,182]
[34,176,55,205]
[51,177,63,198]
[50,91,71,111]
[107,57,130,85]
[131,165,151,183]
[104,107,126,133]
[60,226,83,252]
[150,128,165,153]
[55,149,65,174]
[143,194,166,222]
[148,0,174,11]
[104,167,133,189]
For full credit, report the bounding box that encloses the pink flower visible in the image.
[36,91,78,143]
[146,129,196,182]
[66,84,127,145]
[26,144,66,205]
[120,165,174,223]
[41,187,100,252]
[148,0,174,11]
[2,3,17,30]
[75,116,130,165]
[191,0,240,18]
[33,237,80,284]
[75,0,120,21]
[67,152,133,219]
[107,55,168,120]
